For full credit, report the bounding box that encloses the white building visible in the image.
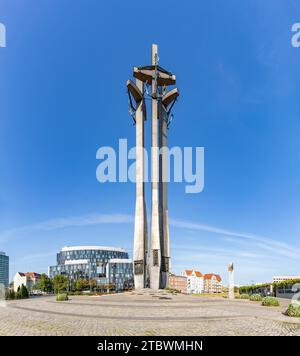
[272,276,300,283]
[14,272,41,292]
[181,270,203,294]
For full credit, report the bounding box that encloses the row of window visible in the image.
[57,250,128,264]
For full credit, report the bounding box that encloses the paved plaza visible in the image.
[1,290,300,336]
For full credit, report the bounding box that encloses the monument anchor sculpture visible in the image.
[127,44,179,290]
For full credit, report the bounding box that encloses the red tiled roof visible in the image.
[184,270,193,276]
[194,271,203,277]
[24,272,41,278]
[204,273,222,282]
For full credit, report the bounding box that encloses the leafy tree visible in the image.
[72,278,98,292]
[89,279,97,291]
[73,279,89,292]
[96,284,106,292]
[16,284,29,299]
[16,286,21,299]
[103,284,115,293]
[20,284,29,298]
[53,275,68,294]
[34,274,53,293]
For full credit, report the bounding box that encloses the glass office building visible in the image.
[0,252,9,288]
[49,246,133,291]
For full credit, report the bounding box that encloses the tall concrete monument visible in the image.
[127,44,179,290]
[159,88,179,288]
[126,78,148,289]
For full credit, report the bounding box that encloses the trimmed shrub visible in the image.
[240,294,250,299]
[56,293,69,301]
[249,293,262,301]
[165,288,181,294]
[262,296,279,307]
[285,303,300,317]
[235,294,241,299]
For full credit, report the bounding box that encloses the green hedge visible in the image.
[56,293,69,301]
[285,304,300,317]
[240,279,300,295]
[240,294,250,299]
[249,293,262,301]
[239,283,271,295]
[262,297,279,307]
[274,278,300,288]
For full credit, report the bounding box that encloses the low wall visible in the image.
[275,292,296,300]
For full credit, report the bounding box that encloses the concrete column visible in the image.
[158,102,170,289]
[150,43,161,290]
[133,79,148,289]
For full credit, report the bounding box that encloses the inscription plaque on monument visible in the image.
[134,260,144,275]
[161,256,170,273]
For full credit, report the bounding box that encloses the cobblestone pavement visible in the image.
[1,290,300,336]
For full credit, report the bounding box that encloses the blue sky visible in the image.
[0,0,300,285]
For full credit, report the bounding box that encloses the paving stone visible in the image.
[0,292,299,336]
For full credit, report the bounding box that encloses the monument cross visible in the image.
[127,44,179,290]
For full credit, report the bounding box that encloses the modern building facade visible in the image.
[168,274,187,294]
[14,272,41,292]
[0,252,9,288]
[49,246,133,291]
[181,270,204,294]
[203,273,222,293]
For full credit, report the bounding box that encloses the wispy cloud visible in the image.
[2,213,298,263]
[169,218,300,260]
[9,251,58,267]
[0,213,133,243]
[173,245,267,260]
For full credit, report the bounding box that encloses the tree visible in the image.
[73,279,89,292]
[20,284,29,298]
[34,274,53,293]
[53,275,68,294]
[16,286,21,299]
[72,278,97,292]
[89,279,97,291]
[103,284,115,293]
[16,284,29,299]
